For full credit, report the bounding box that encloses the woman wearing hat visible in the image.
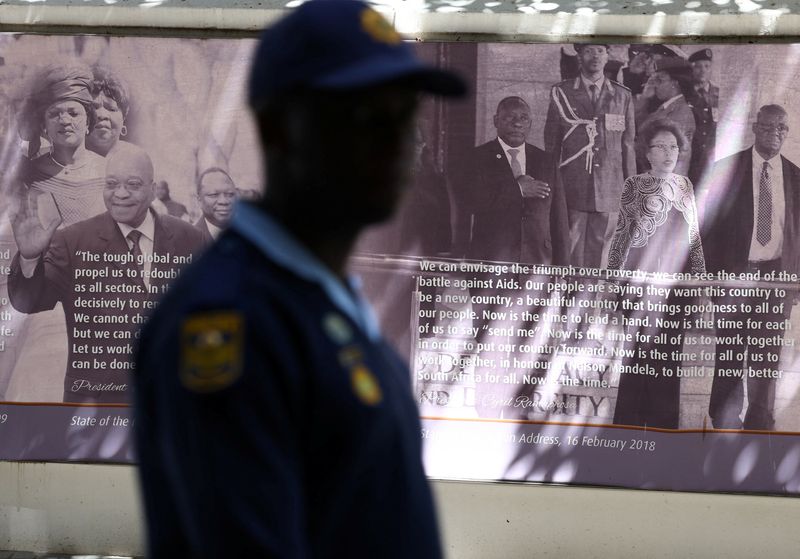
[3,64,107,402]
[635,57,696,176]
[18,63,107,225]
[607,118,706,429]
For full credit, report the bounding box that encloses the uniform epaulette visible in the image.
[608,79,631,92]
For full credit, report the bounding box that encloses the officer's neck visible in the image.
[261,199,357,280]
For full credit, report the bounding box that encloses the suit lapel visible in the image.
[737,150,755,252]
[486,139,519,207]
[524,142,542,180]
[781,155,798,271]
[97,213,131,274]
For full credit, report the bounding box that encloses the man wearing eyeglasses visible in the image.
[8,145,204,403]
[703,104,800,430]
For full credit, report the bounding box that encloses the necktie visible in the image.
[127,230,144,280]
[589,84,599,110]
[508,148,523,178]
[757,161,773,246]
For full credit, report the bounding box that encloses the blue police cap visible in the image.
[248,0,466,109]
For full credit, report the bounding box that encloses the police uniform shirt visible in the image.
[750,146,785,262]
[134,202,442,559]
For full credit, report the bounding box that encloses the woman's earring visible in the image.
[120,125,128,137]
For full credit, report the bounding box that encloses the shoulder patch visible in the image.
[180,311,243,393]
[351,364,383,406]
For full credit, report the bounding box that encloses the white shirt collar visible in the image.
[206,218,223,239]
[117,209,155,243]
[580,73,606,93]
[497,136,524,153]
[752,146,781,168]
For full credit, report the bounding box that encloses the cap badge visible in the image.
[361,8,401,45]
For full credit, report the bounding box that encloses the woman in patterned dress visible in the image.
[4,64,108,402]
[607,118,706,428]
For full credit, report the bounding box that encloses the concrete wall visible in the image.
[4,2,800,557]
[3,462,800,557]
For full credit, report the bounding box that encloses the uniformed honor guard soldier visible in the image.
[686,48,719,187]
[544,43,637,269]
[132,1,465,557]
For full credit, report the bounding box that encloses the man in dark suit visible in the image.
[453,96,568,419]
[544,44,636,268]
[454,96,569,265]
[195,166,238,244]
[9,145,204,403]
[703,104,800,430]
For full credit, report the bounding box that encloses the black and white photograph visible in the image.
[0,34,262,406]
[3,34,800,492]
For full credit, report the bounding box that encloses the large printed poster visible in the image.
[2,36,800,494]
[0,34,262,460]
[356,42,800,493]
